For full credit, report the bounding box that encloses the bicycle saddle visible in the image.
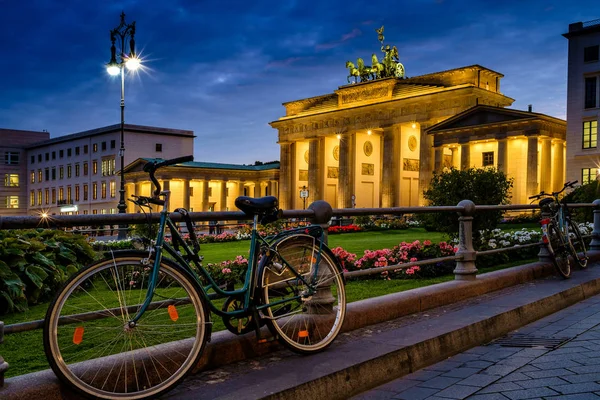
[235,196,278,216]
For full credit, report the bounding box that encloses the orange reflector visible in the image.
[73,326,84,345]
[257,338,268,344]
[168,305,179,322]
[298,330,309,338]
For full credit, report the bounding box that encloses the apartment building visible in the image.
[26,124,194,216]
[564,19,600,184]
[0,129,50,216]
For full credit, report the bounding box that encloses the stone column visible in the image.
[527,137,539,197]
[270,181,278,198]
[279,142,292,210]
[337,132,354,208]
[162,180,170,191]
[540,138,552,193]
[418,124,434,205]
[182,179,190,210]
[450,147,458,168]
[381,126,397,208]
[497,139,508,174]
[202,180,210,212]
[460,143,470,170]
[238,181,245,197]
[219,180,228,211]
[552,141,565,191]
[308,138,321,203]
[434,147,443,172]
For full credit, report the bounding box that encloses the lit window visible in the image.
[4,174,19,187]
[51,188,56,204]
[38,170,42,183]
[75,163,80,177]
[30,191,35,206]
[6,196,18,208]
[83,184,88,201]
[583,121,598,149]
[30,171,35,184]
[67,187,72,203]
[59,166,64,179]
[582,168,599,184]
[59,187,64,201]
[110,180,116,198]
[83,162,89,176]
[67,165,72,178]
[102,158,115,176]
[37,190,42,206]
[5,152,19,165]
[45,189,49,205]
[92,183,97,200]
[93,143,98,152]
[101,182,107,199]
[75,185,80,201]
[93,161,98,174]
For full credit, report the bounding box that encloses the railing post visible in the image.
[0,321,7,387]
[537,205,553,262]
[454,200,477,280]
[591,199,600,251]
[308,200,333,245]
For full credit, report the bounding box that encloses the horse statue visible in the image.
[371,54,384,79]
[345,61,360,83]
[356,58,373,82]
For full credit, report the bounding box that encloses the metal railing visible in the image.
[0,198,599,384]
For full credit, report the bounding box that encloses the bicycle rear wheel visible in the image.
[547,222,571,278]
[44,254,208,399]
[260,234,346,354]
[567,220,588,268]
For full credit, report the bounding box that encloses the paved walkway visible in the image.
[352,292,600,400]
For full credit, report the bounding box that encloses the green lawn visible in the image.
[0,225,536,378]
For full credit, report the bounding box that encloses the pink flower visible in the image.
[409,257,418,262]
[222,268,232,274]
[423,240,432,246]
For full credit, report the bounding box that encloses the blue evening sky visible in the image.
[0,0,597,164]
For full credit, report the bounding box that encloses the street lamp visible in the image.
[300,185,309,210]
[106,12,140,240]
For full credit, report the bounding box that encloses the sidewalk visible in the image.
[163,263,600,400]
[352,291,600,399]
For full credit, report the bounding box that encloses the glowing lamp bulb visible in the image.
[125,57,141,70]
[41,213,48,219]
[411,123,417,129]
[107,65,121,76]
[336,134,341,140]
[367,130,372,135]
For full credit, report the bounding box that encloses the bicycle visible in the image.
[529,180,589,279]
[43,155,347,399]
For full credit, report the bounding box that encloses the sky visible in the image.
[0,0,598,164]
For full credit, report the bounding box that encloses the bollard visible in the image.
[308,200,333,246]
[454,200,478,280]
[0,321,7,387]
[537,204,553,262]
[591,199,600,251]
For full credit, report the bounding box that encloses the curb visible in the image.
[1,255,597,399]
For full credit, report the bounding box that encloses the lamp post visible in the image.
[300,185,309,210]
[106,12,140,240]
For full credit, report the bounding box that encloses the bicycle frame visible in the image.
[129,189,327,324]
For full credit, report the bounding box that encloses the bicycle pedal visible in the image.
[257,336,277,344]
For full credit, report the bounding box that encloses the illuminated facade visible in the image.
[563,19,600,184]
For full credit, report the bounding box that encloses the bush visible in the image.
[0,229,96,313]
[563,180,600,223]
[418,167,513,239]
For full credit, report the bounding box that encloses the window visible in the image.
[102,158,115,176]
[30,171,35,184]
[37,190,42,206]
[67,187,72,203]
[84,145,88,154]
[75,163,80,177]
[31,155,34,164]
[582,168,599,184]
[75,146,80,155]
[101,182,107,199]
[583,121,598,149]
[59,166,64,179]
[585,45,599,62]
[45,152,49,161]
[45,168,49,181]
[52,151,56,160]
[38,154,42,162]
[67,165,72,178]
[5,152,19,165]
[102,142,107,151]
[6,196,18,208]
[482,151,494,167]
[38,169,42,183]
[51,188,56,204]
[59,149,64,158]
[110,180,116,198]
[92,161,98,174]
[52,168,56,180]
[30,191,35,206]
[75,185,80,202]
[111,140,116,149]
[45,188,49,205]
[156,143,163,152]
[59,187,64,201]
[83,162,88,176]
[93,143,98,152]
[585,77,597,109]
[92,209,98,215]
[4,174,19,187]
[67,148,72,157]
[83,210,88,215]
[92,183,98,200]
[83,184,88,201]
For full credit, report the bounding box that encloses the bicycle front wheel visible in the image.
[43,254,208,399]
[547,222,571,278]
[260,234,346,354]
[567,220,589,268]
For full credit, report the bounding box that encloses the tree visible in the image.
[563,180,600,223]
[418,167,513,238]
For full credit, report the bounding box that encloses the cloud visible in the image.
[316,28,362,51]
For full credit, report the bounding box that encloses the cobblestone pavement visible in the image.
[352,292,600,400]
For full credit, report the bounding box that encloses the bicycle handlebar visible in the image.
[528,180,579,201]
[142,155,194,197]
